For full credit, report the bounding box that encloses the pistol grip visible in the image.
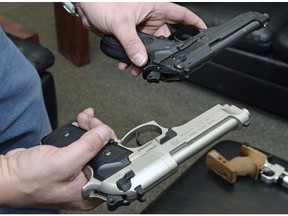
[206,149,237,183]
[100,35,130,63]
[41,122,133,181]
[100,32,176,64]
[206,144,267,183]
[238,144,267,180]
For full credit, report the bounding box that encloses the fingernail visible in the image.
[132,53,146,66]
[95,125,112,143]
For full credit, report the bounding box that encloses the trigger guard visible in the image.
[121,123,162,146]
[169,26,200,42]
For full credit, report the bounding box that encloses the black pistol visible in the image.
[100,11,269,83]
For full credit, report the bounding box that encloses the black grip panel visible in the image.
[89,140,133,181]
[42,122,133,181]
[100,32,174,64]
[100,35,130,63]
[41,121,86,147]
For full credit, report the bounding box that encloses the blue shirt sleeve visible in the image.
[0,27,52,154]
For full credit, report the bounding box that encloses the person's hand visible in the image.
[76,2,206,76]
[0,108,115,211]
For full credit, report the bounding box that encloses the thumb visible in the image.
[63,125,113,168]
[113,24,148,67]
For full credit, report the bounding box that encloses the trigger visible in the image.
[146,71,161,83]
[136,131,144,146]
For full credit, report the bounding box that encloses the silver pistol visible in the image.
[41,104,250,210]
